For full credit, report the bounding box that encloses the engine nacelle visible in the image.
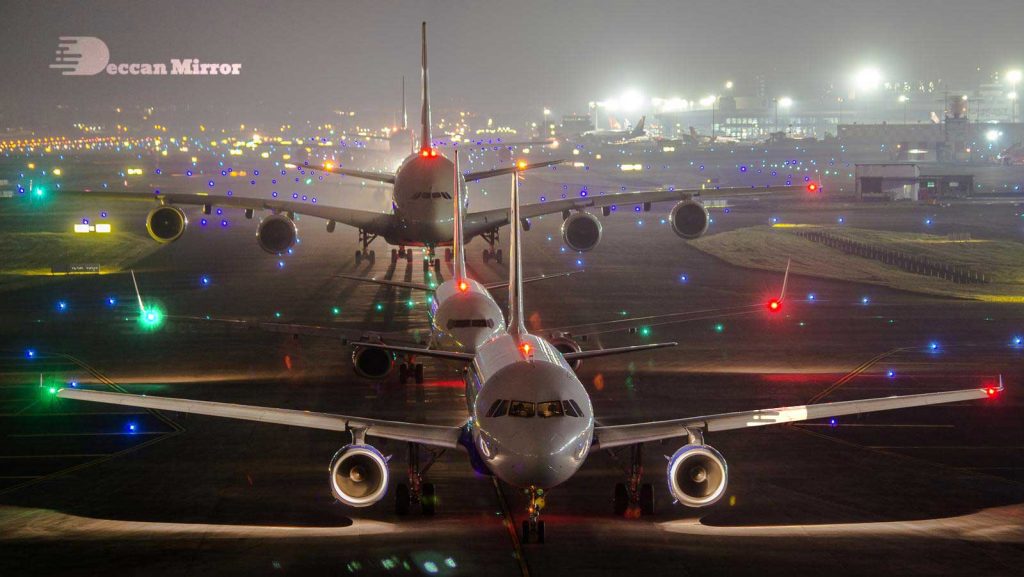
[257,214,298,254]
[667,444,728,507]
[352,346,395,379]
[549,333,583,372]
[669,200,709,240]
[145,206,187,243]
[561,212,603,252]
[329,444,389,507]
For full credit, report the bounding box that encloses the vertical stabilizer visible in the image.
[420,22,431,150]
[507,172,528,339]
[452,153,467,282]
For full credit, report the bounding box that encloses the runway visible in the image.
[1,159,1023,576]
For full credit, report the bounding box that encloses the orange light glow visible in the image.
[520,343,532,356]
[429,148,438,157]
[458,281,468,292]
[807,183,819,193]
[421,148,430,157]
[516,159,528,170]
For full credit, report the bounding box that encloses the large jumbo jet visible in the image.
[578,115,646,143]
[39,23,809,272]
[60,167,1003,544]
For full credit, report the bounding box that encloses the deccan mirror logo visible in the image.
[50,36,241,76]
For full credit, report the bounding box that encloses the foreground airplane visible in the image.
[61,167,1003,544]
[33,22,810,272]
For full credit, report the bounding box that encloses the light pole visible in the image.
[1008,70,1022,123]
[775,97,793,134]
[837,97,844,137]
[898,95,909,124]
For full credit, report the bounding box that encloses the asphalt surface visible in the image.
[0,153,1023,576]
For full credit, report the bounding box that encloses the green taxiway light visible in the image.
[138,306,165,330]
[331,307,340,316]
[639,326,651,337]
[274,311,282,318]
[406,300,414,308]
[375,303,384,312]
[714,323,725,333]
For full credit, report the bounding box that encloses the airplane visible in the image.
[60,167,1004,544]
[683,126,741,146]
[24,23,811,273]
[997,143,1024,166]
[157,152,668,386]
[577,115,646,144]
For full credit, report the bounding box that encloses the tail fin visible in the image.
[452,152,467,282]
[507,172,528,339]
[419,22,431,151]
[630,115,646,138]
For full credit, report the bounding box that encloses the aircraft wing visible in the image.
[562,342,677,361]
[463,159,566,182]
[57,388,462,449]
[465,185,805,232]
[289,163,395,184]
[45,190,395,236]
[174,315,425,346]
[337,270,583,293]
[593,380,1002,449]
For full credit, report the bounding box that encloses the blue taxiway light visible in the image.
[886,369,896,378]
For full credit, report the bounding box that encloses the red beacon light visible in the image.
[767,298,782,312]
[458,280,468,292]
[985,386,998,397]
[420,147,438,158]
[807,182,819,193]
[520,342,532,357]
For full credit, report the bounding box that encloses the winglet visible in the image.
[130,269,145,313]
[452,152,467,282]
[419,22,431,151]
[779,257,791,303]
[507,171,528,339]
[998,374,1005,391]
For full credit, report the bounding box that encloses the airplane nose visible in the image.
[490,422,590,488]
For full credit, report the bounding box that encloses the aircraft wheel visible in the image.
[640,483,655,516]
[445,248,453,261]
[495,249,503,264]
[406,249,413,262]
[433,259,441,273]
[399,363,409,385]
[355,250,363,265]
[368,250,376,264]
[391,249,398,264]
[536,520,545,544]
[421,482,436,516]
[521,520,531,543]
[414,364,425,384]
[482,250,490,263]
[613,483,628,516]
[395,483,410,516]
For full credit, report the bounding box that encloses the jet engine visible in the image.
[667,443,728,507]
[329,444,389,507]
[257,214,298,254]
[669,200,709,239]
[549,332,583,372]
[145,206,187,243]
[352,346,395,379]
[561,212,603,252]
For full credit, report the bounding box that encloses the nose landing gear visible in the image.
[520,486,546,543]
[355,229,378,265]
[480,229,503,264]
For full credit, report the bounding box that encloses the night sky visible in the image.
[0,0,1020,126]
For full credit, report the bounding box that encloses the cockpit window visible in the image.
[537,401,564,418]
[569,399,584,417]
[485,399,508,418]
[562,400,579,417]
[447,319,495,329]
[508,401,535,418]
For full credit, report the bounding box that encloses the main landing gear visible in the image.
[480,229,503,264]
[520,486,546,544]
[391,246,414,264]
[395,442,443,516]
[613,443,654,518]
[355,229,378,265]
[398,357,425,384]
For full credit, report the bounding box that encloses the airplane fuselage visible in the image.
[386,153,465,247]
[466,333,594,489]
[429,277,506,354]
